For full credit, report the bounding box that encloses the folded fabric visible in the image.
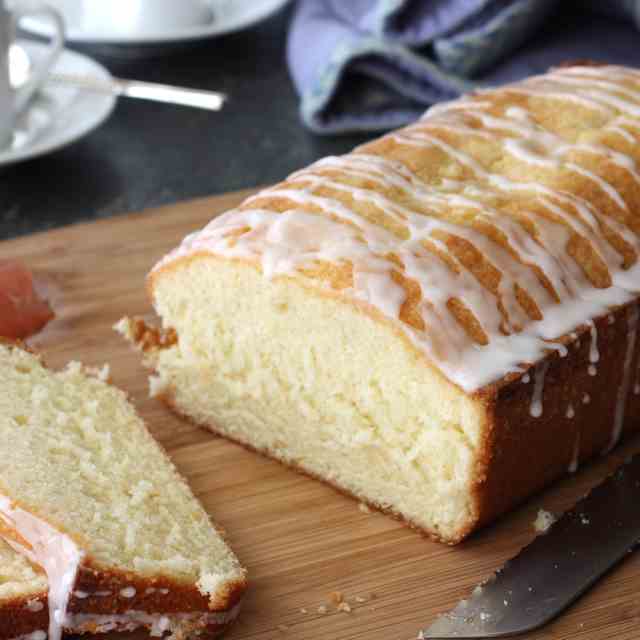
[287,0,640,133]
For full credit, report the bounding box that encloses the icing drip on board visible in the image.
[155,65,640,395]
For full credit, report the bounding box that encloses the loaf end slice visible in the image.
[0,342,246,640]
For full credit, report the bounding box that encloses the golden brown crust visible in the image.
[120,317,177,353]
[0,594,47,640]
[0,565,244,640]
[66,560,245,640]
[474,300,640,530]
[71,560,245,615]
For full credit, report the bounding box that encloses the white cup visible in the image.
[80,0,212,38]
[0,0,64,149]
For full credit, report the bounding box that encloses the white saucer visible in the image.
[18,0,290,44]
[1,41,115,168]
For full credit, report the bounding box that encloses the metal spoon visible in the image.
[9,44,227,111]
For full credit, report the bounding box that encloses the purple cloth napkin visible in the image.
[287,0,640,134]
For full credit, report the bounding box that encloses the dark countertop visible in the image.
[5,5,640,242]
[1,5,372,240]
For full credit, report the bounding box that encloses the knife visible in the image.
[422,454,640,638]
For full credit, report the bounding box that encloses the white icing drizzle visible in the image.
[155,65,640,396]
[120,586,136,598]
[521,373,530,384]
[0,497,83,640]
[608,125,636,144]
[566,404,575,419]
[607,304,639,451]
[583,392,591,404]
[530,361,550,418]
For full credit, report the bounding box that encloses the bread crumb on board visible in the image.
[359,502,371,514]
[313,591,377,615]
[533,509,555,533]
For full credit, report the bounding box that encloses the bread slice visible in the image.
[0,342,246,640]
[0,540,48,640]
[119,64,640,543]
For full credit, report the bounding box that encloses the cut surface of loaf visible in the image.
[123,64,640,543]
[0,343,245,640]
[0,540,47,640]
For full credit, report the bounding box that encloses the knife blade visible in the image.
[422,454,640,638]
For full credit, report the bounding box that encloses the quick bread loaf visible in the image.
[0,343,245,639]
[120,64,640,543]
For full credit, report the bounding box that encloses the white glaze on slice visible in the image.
[0,497,83,640]
[529,361,550,418]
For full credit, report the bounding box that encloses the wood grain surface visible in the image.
[4,191,640,640]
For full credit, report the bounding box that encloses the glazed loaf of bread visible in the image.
[121,64,640,543]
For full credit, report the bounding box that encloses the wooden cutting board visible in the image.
[4,191,640,640]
